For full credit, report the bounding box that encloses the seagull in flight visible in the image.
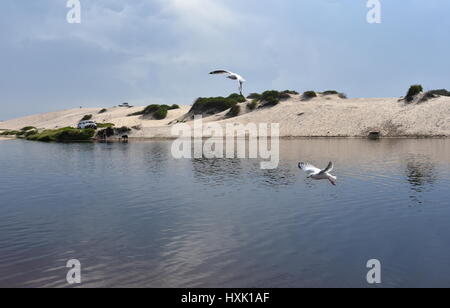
[209,70,246,96]
[298,162,337,186]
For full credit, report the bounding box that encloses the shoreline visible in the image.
[1,95,449,139]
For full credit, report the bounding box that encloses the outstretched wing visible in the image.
[298,162,321,175]
[209,70,232,75]
[320,162,334,174]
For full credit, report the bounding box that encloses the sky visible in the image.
[1,0,450,120]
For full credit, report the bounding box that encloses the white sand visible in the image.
[1,95,449,138]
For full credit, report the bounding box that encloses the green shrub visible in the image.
[27,127,95,142]
[97,127,115,138]
[143,105,161,115]
[322,90,339,95]
[21,126,36,131]
[154,107,168,120]
[303,91,317,99]
[406,85,423,102]
[228,105,241,117]
[427,89,450,97]
[128,110,144,117]
[247,100,258,110]
[55,128,96,142]
[190,97,238,115]
[227,93,246,103]
[1,130,20,136]
[24,129,38,137]
[282,90,299,95]
[170,104,180,110]
[116,126,132,135]
[247,93,261,100]
[98,109,108,114]
[96,123,115,128]
[260,90,282,106]
[81,114,93,121]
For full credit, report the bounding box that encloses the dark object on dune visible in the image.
[405,85,423,102]
[302,91,317,100]
[368,132,381,140]
[122,135,129,143]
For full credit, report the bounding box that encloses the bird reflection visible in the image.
[405,157,437,204]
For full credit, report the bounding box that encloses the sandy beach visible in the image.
[1,95,449,138]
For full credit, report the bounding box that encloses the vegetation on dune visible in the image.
[322,90,339,95]
[96,123,115,128]
[98,108,108,114]
[247,100,259,110]
[26,127,95,142]
[21,126,37,131]
[96,126,132,138]
[154,107,168,120]
[247,93,262,100]
[419,89,450,102]
[302,91,318,100]
[405,84,423,102]
[282,90,299,95]
[228,105,241,117]
[80,114,93,121]
[190,94,245,115]
[128,104,179,119]
[0,130,21,136]
[259,90,295,106]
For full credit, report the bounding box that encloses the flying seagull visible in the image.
[298,162,337,186]
[209,70,246,96]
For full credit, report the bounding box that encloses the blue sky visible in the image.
[1,0,450,119]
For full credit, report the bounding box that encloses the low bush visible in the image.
[127,110,144,117]
[228,105,241,117]
[98,109,108,114]
[338,93,348,99]
[81,114,93,121]
[227,93,246,103]
[260,90,282,106]
[96,123,115,128]
[322,90,339,95]
[24,129,38,137]
[27,127,95,142]
[282,90,299,95]
[115,126,132,135]
[154,107,168,120]
[170,104,180,110]
[427,89,450,97]
[21,126,37,131]
[247,93,262,100]
[303,91,317,99]
[190,97,238,115]
[247,100,258,110]
[405,85,423,102]
[0,130,20,136]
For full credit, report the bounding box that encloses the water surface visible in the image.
[0,139,449,287]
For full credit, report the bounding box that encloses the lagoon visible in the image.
[0,138,449,287]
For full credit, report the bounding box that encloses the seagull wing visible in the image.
[298,162,321,175]
[210,70,232,75]
[320,162,334,174]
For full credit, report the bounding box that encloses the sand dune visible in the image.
[1,95,449,138]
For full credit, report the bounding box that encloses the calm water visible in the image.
[0,138,449,288]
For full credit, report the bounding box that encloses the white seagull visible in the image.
[298,162,337,186]
[209,70,246,96]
